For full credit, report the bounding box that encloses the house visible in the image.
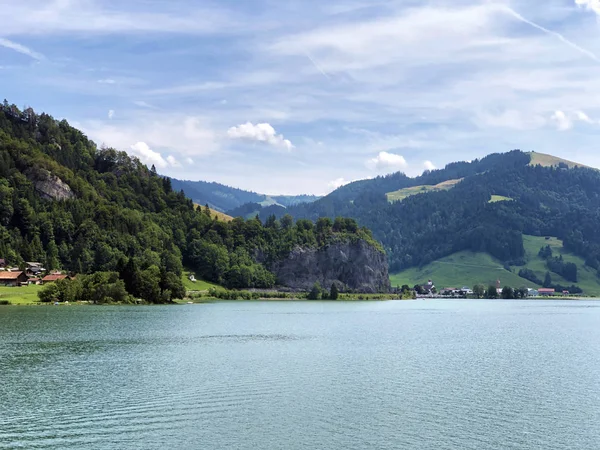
[528,289,539,297]
[42,274,70,283]
[441,287,458,296]
[0,271,28,287]
[538,288,556,296]
[25,262,45,275]
[421,280,435,294]
[562,290,570,296]
[28,277,42,285]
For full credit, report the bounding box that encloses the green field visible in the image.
[386,178,462,203]
[181,270,221,292]
[390,251,530,289]
[0,284,43,305]
[519,235,600,295]
[390,234,600,295]
[489,195,512,203]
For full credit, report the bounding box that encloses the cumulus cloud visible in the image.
[576,110,593,123]
[185,157,195,165]
[423,160,436,171]
[108,109,115,120]
[550,111,572,131]
[576,0,600,16]
[366,151,408,172]
[227,122,294,151]
[129,142,179,169]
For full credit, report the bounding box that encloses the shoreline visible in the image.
[2,296,596,306]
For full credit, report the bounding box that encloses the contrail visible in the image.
[304,50,331,80]
[501,5,600,63]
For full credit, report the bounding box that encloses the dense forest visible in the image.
[245,150,600,278]
[0,102,380,302]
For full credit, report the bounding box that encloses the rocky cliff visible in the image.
[25,168,75,201]
[271,239,390,293]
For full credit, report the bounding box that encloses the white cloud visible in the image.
[0,37,44,60]
[0,2,233,37]
[108,110,115,120]
[227,122,294,151]
[551,110,573,131]
[476,110,547,130]
[130,142,169,168]
[328,177,350,190]
[185,157,195,165]
[98,78,116,84]
[129,142,181,169]
[576,0,600,16]
[576,110,593,123]
[366,151,407,172]
[133,100,157,109]
[423,160,436,171]
[166,155,181,167]
[82,114,219,158]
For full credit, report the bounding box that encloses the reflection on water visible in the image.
[1,299,599,449]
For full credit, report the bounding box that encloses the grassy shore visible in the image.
[0,284,43,305]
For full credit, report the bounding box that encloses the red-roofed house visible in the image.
[0,271,28,287]
[42,274,70,284]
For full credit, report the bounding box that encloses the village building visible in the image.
[0,271,28,287]
[42,274,70,284]
[538,288,556,296]
[421,280,435,294]
[25,262,44,276]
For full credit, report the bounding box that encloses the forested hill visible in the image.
[250,150,600,278]
[170,178,320,212]
[0,102,383,302]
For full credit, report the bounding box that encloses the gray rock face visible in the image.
[271,240,390,293]
[26,168,75,201]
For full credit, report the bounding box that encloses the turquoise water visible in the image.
[1,299,599,449]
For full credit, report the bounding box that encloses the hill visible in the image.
[391,234,600,295]
[0,101,387,302]
[171,178,319,212]
[247,150,600,291]
[390,251,528,290]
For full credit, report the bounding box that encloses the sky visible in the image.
[2,0,600,195]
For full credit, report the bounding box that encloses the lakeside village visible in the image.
[0,260,72,287]
[415,279,569,299]
[0,258,568,299]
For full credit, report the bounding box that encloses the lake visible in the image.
[1,299,599,449]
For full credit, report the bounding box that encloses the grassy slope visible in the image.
[386,178,462,202]
[193,204,233,222]
[181,270,221,292]
[489,195,512,203]
[390,234,600,295]
[528,152,589,169]
[519,235,600,295]
[390,251,530,289]
[0,284,43,305]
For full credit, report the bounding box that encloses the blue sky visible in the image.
[2,0,600,195]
